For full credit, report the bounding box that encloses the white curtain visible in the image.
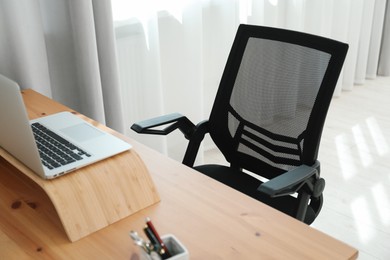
[1,0,389,163]
[112,0,390,162]
[0,0,125,133]
[379,0,390,74]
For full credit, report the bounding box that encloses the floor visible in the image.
[203,76,390,260]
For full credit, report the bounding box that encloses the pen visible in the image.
[143,226,171,259]
[145,217,171,258]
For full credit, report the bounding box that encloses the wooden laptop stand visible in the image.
[0,90,160,242]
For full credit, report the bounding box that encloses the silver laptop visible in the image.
[0,74,132,179]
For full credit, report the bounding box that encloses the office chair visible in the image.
[131,24,348,224]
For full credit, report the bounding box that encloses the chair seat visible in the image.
[194,164,316,224]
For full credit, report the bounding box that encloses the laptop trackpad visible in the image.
[60,123,104,142]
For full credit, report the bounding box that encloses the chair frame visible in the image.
[132,24,348,224]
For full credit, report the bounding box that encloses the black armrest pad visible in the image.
[131,113,196,138]
[257,165,318,197]
[131,113,184,132]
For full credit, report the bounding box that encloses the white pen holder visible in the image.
[140,234,189,260]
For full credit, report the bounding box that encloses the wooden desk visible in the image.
[0,90,358,259]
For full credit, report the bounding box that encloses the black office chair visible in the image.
[131,24,348,224]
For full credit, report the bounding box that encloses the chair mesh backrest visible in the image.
[229,38,330,170]
[209,25,348,178]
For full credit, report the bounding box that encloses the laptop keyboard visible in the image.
[31,122,91,169]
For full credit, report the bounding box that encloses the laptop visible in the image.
[0,74,132,179]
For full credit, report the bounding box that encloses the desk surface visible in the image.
[0,89,358,259]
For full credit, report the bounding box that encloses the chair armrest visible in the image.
[131,113,196,139]
[257,165,319,197]
[182,120,210,166]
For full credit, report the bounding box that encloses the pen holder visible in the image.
[140,234,189,260]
